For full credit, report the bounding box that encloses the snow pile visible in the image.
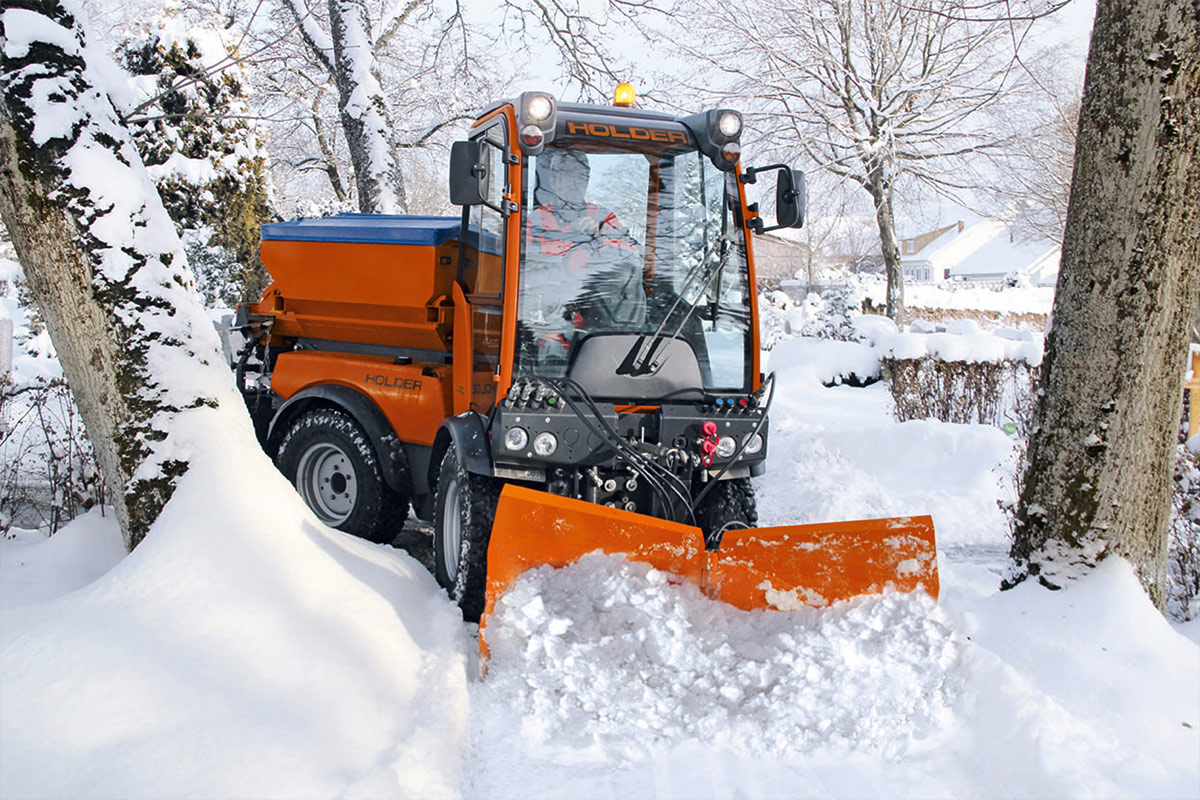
[472,554,1198,798]
[1,512,125,608]
[851,315,1044,366]
[483,553,961,763]
[0,410,469,799]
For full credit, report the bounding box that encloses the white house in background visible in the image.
[900,217,1060,286]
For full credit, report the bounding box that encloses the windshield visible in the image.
[516,137,752,394]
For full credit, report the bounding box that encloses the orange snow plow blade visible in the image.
[480,485,938,656]
[709,517,938,611]
[480,485,707,656]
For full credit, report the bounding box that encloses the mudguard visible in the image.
[268,385,410,494]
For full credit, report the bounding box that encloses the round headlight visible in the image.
[504,427,529,451]
[717,111,742,138]
[716,435,737,459]
[526,94,554,122]
[744,433,764,455]
[533,431,559,456]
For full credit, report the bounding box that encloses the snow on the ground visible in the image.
[866,279,1057,316]
[758,337,1020,547]
[471,554,1197,800]
[1,512,125,608]
[0,409,469,799]
[2,335,1197,799]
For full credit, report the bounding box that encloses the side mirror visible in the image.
[741,164,807,234]
[449,140,489,206]
[775,168,806,229]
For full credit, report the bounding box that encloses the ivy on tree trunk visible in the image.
[0,0,231,550]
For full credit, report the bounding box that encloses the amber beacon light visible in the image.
[613,82,636,107]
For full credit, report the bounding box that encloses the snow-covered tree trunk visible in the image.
[328,0,407,214]
[1008,0,1200,608]
[288,0,408,214]
[0,0,234,551]
[870,178,905,325]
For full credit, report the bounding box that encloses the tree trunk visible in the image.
[327,0,407,214]
[1008,0,1200,608]
[0,0,230,551]
[870,180,905,325]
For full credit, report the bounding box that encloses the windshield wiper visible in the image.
[618,234,734,377]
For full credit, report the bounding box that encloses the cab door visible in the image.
[457,116,512,412]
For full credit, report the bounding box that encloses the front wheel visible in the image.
[276,409,407,543]
[433,445,499,622]
[693,477,758,549]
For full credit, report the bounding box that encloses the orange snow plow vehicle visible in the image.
[229,87,938,644]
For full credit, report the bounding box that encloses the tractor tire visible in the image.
[276,408,408,544]
[693,477,758,549]
[433,445,499,622]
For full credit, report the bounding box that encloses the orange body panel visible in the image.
[481,485,939,659]
[270,350,450,446]
[734,163,763,392]
[255,238,457,352]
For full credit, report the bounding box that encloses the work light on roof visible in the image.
[718,111,743,138]
[526,93,554,122]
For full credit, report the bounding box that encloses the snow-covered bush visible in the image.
[758,277,871,349]
[1,246,101,533]
[877,321,1043,427]
[0,377,102,534]
[117,15,273,309]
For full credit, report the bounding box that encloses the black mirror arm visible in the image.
[748,217,793,235]
[739,163,789,184]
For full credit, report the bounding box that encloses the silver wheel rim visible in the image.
[442,476,462,582]
[296,443,357,525]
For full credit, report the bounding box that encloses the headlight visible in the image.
[744,433,764,455]
[525,93,554,123]
[717,110,742,138]
[533,431,559,456]
[504,427,529,451]
[716,435,737,459]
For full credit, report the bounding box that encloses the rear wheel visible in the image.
[694,477,758,549]
[276,409,408,543]
[434,445,499,622]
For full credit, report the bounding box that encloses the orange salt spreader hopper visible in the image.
[479,485,938,658]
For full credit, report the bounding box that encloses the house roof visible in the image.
[901,215,1060,283]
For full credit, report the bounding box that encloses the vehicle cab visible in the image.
[444,86,805,526]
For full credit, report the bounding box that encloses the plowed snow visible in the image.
[483,553,962,762]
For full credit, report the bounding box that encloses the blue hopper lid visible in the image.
[262,213,462,246]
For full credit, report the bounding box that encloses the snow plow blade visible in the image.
[480,485,937,656]
[708,517,938,611]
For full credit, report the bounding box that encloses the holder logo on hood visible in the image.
[566,121,687,144]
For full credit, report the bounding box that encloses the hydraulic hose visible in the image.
[545,377,697,526]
